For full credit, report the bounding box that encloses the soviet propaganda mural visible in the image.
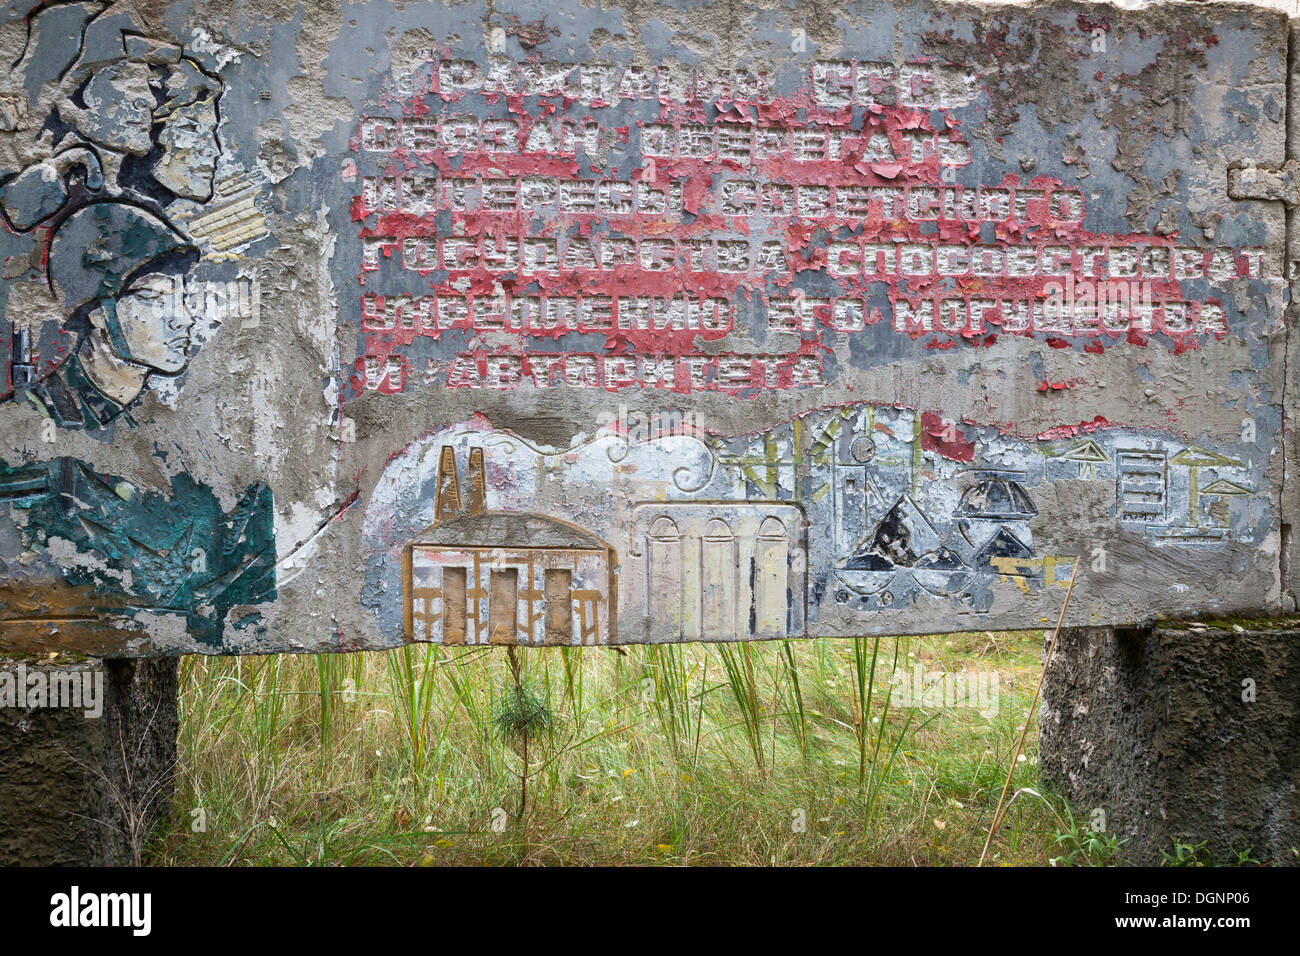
[0,0,275,653]
[0,457,275,650]
[0,0,1293,655]
[361,405,1266,645]
[2,0,224,424]
[13,202,201,429]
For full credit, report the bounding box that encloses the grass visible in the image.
[149,630,1098,866]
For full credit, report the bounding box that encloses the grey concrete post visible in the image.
[1039,625,1300,865]
[0,657,179,866]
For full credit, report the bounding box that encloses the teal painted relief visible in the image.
[0,458,275,647]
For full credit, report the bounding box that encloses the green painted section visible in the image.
[0,458,276,647]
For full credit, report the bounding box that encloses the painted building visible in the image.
[628,502,806,642]
[402,447,617,645]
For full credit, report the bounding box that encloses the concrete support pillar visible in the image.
[0,657,179,866]
[1039,625,1300,865]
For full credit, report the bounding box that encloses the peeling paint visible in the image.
[0,0,1291,653]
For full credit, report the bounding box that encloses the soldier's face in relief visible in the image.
[77,62,157,156]
[109,271,195,373]
[153,99,221,202]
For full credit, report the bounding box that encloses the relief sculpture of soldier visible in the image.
[1,1,224,426]
[9,201,201,429]
[4,1,223,213]
[0,1,274,649]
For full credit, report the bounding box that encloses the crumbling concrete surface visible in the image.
[0,0,1292,654]
[0,0,1298,867]
[1040,625,1300,865]
[0,657,178,866]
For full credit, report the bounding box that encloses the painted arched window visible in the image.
[702,518,737,640]
[754,516,789,635]
[647,517,682,638]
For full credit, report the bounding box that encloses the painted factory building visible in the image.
[403,447,618,645]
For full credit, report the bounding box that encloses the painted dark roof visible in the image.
[953,478,1038,520]
[412,511,611,551]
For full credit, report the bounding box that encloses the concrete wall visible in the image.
[0,0,1292,653]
